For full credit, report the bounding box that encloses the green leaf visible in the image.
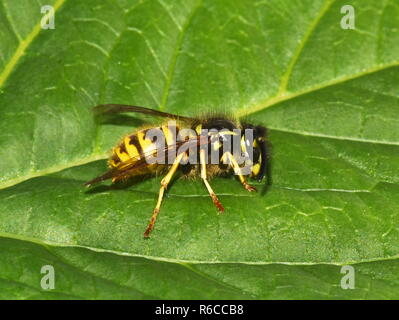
[2,237,399,299]
[0,0,398,299]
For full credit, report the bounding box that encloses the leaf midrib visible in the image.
[1,232,398,266]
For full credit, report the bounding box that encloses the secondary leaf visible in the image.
[2,237,399,299]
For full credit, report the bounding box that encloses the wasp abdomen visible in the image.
[109,125,181,170]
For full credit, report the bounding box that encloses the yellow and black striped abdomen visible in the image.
[108,124,180,173]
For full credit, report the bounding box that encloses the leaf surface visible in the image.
[0,0,398,299]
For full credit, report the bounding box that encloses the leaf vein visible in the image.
[0,0,66,89]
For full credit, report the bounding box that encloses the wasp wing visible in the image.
[84,136,207,187]
[94,104,195,121]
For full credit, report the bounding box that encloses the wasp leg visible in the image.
[225,152,257,192]
[200,149,224,212]
[144,152,185,238]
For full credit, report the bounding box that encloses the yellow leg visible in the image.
[200,149,224,212]
[144,153,184,238]
[225,152,257,192]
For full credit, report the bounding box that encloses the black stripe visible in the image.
[129,134,143,155]
[111,154,121,165]
[119,143,128,154]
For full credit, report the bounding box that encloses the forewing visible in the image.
[94,104,195,121]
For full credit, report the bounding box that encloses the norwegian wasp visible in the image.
[85,104,270,238]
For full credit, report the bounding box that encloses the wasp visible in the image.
[85,104,270,238]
